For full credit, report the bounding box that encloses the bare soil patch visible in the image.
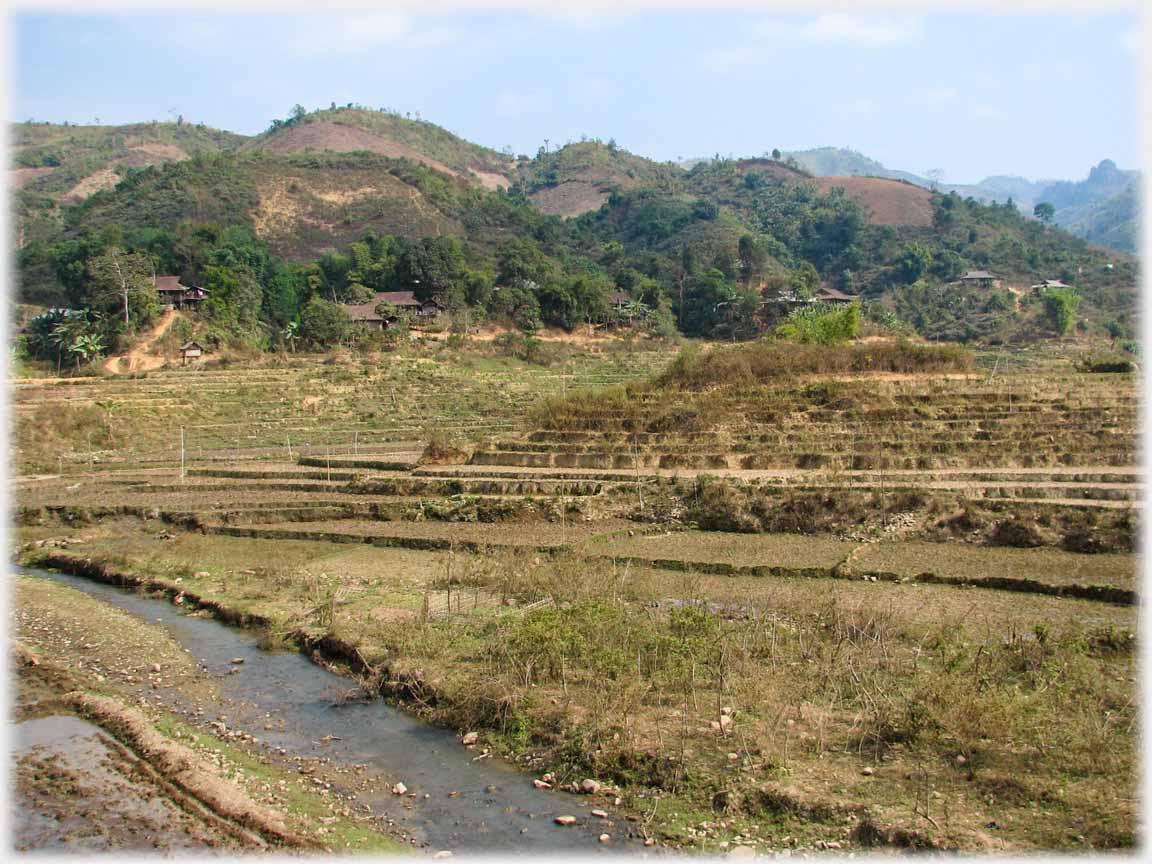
[815,176,935,226]
[10,166,56,188]
[529,182,612,217]
[256,120,460,178]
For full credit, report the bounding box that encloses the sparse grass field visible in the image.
[10,339,1142,853]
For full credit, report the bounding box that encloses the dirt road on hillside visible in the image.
[103,309,178,374]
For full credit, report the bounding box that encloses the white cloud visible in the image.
[704,12,922,72]
[971,104,1005,119]
[801,13,923,45]
[287,12,460,59]
[908,86,962,107]
[836,98,876,117]
[495,89,537,117]
[532,9,637,30]
[752,13,922,45]
[1120,25,1141,56]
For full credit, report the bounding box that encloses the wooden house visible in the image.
[180,341,204,365]
[155,276,208,310]
[813,285,857,306]
[1029,279,1072,294]
[957,270,1001,290]
[343,291,444,330]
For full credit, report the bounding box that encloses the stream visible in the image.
[17,566,655,855]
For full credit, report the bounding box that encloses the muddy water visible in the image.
[21,567,651,855]
[13,714,240,852]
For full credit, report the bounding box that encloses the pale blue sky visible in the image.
[10,7,1142,183]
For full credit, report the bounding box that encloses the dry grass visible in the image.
[18,520,1138,851]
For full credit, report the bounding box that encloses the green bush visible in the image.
[775,301,860,345]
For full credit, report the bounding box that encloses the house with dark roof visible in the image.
[956,270,1001,289]
[1030,278,1072,294]
[813,285,857,306]
[154,276,208,310]
[343,291,443,330]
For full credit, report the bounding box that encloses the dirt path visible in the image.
[103,309,179,374]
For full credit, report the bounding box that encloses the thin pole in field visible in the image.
[286,434,293,460]
[180,426,185,481]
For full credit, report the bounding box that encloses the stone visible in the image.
[955,754,967,766]
[392,782,408,796]
[151,663,162,673]
[231,657,245,665]
[580,779,601,794]
[720,706,733,716]
[599,834,611,843]
[728,753,740,761]
[432,853,453,860]
[461,732,479,746]
[591,809,608,818]
[554,816,577,826]
[644,838,656,846]
[193,571,210,579]
[533,779,552,789]
[861,766,875,776]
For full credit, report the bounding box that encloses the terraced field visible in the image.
[11,344,1142,852]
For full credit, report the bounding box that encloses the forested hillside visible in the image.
[11,107,1139,361]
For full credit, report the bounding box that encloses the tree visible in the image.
[1043,288,1081,335]
[397,237,466,308]
[1033,202,1055,224]
[771,148,782,160]
[737,235,769,287]
[897,244,934,284]
[776,300,860,345]
[86,248,158,329]
[298,296,350,348]
[1104,319,1124,346]
[281,320,300,353]
[67,332,106,369]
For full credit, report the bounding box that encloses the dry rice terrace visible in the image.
[12,342,1142,853]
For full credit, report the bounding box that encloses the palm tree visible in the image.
[620,299,652,327]
[68,333,106,369]
[282,321,300,353]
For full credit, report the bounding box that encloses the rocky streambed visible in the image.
[14,566,655,856]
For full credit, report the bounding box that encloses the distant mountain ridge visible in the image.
[775,147,1139,254]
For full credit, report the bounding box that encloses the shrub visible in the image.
[655,339,973,390]
[775,301,860,345]
[1075,353,1135,373]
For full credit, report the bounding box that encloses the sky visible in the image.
[9,6,1143,184]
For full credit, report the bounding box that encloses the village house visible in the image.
[343,291,444,329]
[179,341,204,365]
[1030,278,1072,294]
[609,290,632,312]
[154,276,208,310]
[813,284,857,306]
[956,270,1001,290]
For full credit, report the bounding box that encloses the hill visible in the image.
[782,147,1140,253]
[517,140,683,218]
[249,106,516,188]
[784,146,932,186]
[1051,182,1139,254]
[12,120,247,245]
[10,107,1140,350]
